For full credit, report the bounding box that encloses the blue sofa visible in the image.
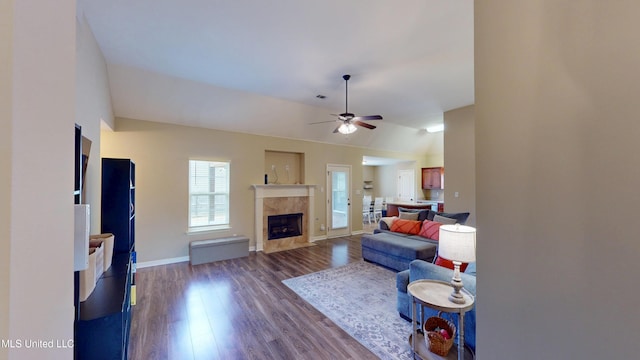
[361,209,470,272]
[396,259,477,353]
[361,230,438,271]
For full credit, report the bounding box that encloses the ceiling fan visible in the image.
[311,74,383,134]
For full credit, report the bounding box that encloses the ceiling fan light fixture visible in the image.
[338,123,357,134]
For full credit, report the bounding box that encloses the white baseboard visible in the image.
[137,256,189,269]
[351,230,365,235]
[311,235,327,242]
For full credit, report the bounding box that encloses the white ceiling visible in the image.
[79,0,473,155]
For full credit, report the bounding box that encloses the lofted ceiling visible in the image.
[78,0,474,155]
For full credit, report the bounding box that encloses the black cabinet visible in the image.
[101,158,135,254]
[74,124,82,204]
[76,254,132,360]
[75,158,135,359]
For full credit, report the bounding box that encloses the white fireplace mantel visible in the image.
[252,184,316,198]
[252,184,316,251]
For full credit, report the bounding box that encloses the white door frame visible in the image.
[326,164,351,238]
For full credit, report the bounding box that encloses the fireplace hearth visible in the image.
[268,213,303,240]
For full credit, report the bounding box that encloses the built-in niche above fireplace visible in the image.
[264,150,304,185]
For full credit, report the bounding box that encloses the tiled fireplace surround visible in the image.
[252,185,315,253]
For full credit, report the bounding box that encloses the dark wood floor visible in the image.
[129,234,381,360]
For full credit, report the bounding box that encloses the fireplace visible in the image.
[268,213,303,240]
[252,184,315,252]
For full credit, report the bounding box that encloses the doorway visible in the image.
[397,169,415,202]
[327,164,351,238]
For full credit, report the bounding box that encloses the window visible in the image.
[188,160,230,231]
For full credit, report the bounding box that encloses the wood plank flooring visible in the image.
[129,234,382,360]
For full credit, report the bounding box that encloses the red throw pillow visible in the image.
[435,256,469,272]
[418,220,442,240]
[390,219,422,235]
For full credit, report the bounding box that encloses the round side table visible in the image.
[407,279,474,360]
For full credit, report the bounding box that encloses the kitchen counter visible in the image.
[386,201,444,216]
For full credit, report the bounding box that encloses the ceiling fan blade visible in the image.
[353,115,383,121]
[333,125,342,133]
[354,120,377,130]
[309,120,339,125]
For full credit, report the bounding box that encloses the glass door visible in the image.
[327,164,351,238]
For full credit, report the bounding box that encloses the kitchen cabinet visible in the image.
[421,167,444,189]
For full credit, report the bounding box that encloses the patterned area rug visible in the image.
[282,261,413,359]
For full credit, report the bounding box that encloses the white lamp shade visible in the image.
[338,123,357,134]
[438,224,476,263]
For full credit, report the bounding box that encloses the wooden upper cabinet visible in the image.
[421,167,444,189]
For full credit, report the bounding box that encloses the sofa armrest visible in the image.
[396,270,410,292]
[379,220,390,231]
[378,216,399,231]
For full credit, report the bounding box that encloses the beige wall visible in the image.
[102,117,431,262]
[443,105,475,225]
[476,1,640,358]
[76,14,114,231]
[364,161,444,201]
[374,166,393,199]
[0,0,12,353]
[3,1,76,359]
[362,165,375,197]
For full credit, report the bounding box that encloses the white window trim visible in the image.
[185,224,232,235]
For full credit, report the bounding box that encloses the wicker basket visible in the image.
[423,313,456,356]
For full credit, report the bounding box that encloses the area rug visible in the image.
[282,261,413,359]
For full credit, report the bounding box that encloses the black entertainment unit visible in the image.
[75,158,136,360]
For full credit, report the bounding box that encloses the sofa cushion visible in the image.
[434,256,469,272]
[390,219,422,235]
[374,230,439,247]
[427,210,470,224]
[418,220,442,240]
[433,214,457,224]
[398,211,419,221]
[464,261,477,276]
[399,207,430,221]
[374,228,409,237]
[361,232,437,263]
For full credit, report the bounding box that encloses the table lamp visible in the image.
[438,224,476,304]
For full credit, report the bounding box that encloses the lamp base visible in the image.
[448,290,467,304]
[449,261,467,304]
